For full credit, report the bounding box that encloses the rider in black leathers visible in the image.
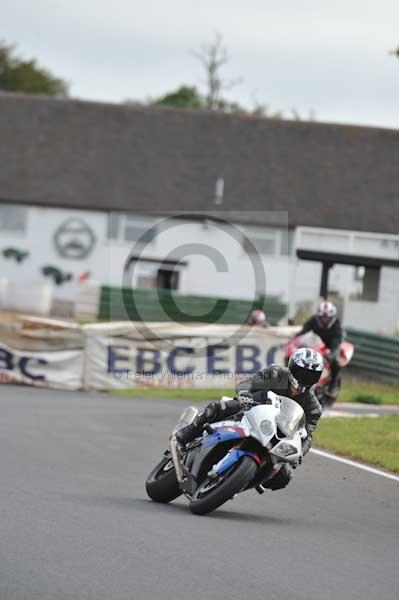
[176,349,323,460]
[295,301,343,394]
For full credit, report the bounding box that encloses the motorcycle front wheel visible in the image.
[189,456,258,516]
[146,454,182,503]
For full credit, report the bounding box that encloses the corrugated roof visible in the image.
[0,92,398,233]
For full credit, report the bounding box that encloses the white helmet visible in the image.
[249,309,266,325]
[316,301,337,329]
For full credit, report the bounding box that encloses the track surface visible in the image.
[0,386,398,600]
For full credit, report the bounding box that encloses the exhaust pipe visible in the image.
[170,435,183,482]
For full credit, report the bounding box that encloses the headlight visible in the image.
[273,442,297,457]
[260,420,274,436]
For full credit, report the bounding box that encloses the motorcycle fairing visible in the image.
[202,423,248,449]
[210,448,260,476]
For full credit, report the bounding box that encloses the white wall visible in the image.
[0,206,107,300]
[0,206,290,305]
[344,267,399,334]
[105,216,291,301]
[1,206,399,332]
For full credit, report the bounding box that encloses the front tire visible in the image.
[264,464,293,490]
[189,456,258,516]
[146,455,182,503]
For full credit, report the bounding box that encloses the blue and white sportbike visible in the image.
[145,392,307,515]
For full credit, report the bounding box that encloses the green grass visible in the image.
[112,379,399,405]
[112,387,234,401]
[112,386,399,473]
[314,416,399,473]
[338,380,399,405]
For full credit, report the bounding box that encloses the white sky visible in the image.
[3,0,399,128]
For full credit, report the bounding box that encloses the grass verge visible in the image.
[313,416,399,473]
[338,380,399,405]
[112,380,399,405]
[112,387,233,401]
[112,388,399,472]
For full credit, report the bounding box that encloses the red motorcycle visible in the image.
[284,334,354,408]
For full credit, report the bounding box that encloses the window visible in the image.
[136,275,156,289]
[381,239,395,249]
[157,269,179,290]
[0,204,27,232]
[124,214,157,243]
[242,226,292,256]
[107,213,120,239]
[107,213,157,244]
[280,229,294,255]
[353,266,380,302]
[243,236,276,255]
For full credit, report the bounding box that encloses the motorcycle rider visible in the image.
[294,301,343,396]
[247,308,270,327]
[176,348,323,489]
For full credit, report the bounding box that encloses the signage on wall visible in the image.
[54,218,96,260]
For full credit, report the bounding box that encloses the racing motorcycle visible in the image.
[284,333,354,408]
[145,392,307,516]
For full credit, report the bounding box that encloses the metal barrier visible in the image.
[346,327,399,381]
[98,286,287,325]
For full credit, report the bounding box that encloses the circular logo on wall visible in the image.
[54,218,96,260]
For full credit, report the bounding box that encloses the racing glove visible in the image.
[236,391,257,411]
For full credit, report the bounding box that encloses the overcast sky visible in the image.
[3,1,399,128]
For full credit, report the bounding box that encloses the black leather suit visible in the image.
[297,316,344,383]
[177,365,323,455]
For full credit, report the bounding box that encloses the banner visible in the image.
[0,315,299,391]
[83,323,296,390]
[0,342,84,390]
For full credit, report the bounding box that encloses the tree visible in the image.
[126,33,314,121]
[192,32,241,111]
[152,85,204,109]
[0,41,68,96]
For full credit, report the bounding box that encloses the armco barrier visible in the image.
[346,327,399,381]
[98,287,287,325]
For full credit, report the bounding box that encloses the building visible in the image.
[1,92,399,332]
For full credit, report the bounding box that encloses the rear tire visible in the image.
[189,456,258,516]
[146,455,182,503]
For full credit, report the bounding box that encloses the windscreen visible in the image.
[276,396,306,438]
[173,406,199,433]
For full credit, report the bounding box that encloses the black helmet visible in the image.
[288,347,323,390]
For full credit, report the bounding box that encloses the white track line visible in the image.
[310,448,399,482]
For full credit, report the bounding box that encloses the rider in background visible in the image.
[248,308,270,327]
[294,301,343,396]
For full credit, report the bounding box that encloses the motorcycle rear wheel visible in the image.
[146,455,182,503]
[189,456,258,516]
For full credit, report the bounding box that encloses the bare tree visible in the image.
[192,32,241,110]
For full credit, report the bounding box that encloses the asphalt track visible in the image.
[0,386,398,600]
